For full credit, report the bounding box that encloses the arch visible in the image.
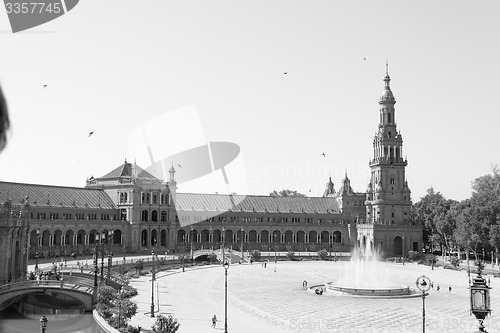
[213,229,222,242]
[29,230,38,247]
[0,286,94,312]
[284,230,293,243]
[296,230,305,243]
[41,230,50,246]
[161,210,167,222]
[141,210,148,222]
[248,230,257,243]
[200,229,210,243]
[333,231,342,243]
[112,230,122,244]
[191,229,198,243]
[151,210,158,222]
[224,229,233,244]
[320,231,329,243]
[160,229,167,246]
[260,230,269,243]
[77,229,86,245]
[102,229,110,244]
[272,230,281,243]
[151,229,158,246]
[89,229,98,244]
[65,230,75,246]
[308,230,318,243]
[394,236,403,256]
[177,229,186,243]
[236,229,244,243]
[141,229,148,247]
[54,230,62,246]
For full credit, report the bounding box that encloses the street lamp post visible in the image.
[118,286,123,329]
[274,233,277,263]
[470,261,492,332]
[222,227,225,265]
[107,252,113,284]
[98,233,104,282]
[416,275,431,333]
[190,226,194,264]
[240,227,244,261]
[93,244,98,300]
[151,250,155,317]
[223,261,229,333]
[40,315,48,333]
[35,228,40,273]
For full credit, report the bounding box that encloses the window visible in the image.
[153,194,157,204]
[390,178,395,184]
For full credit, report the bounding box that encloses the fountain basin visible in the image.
[309,283,422,298]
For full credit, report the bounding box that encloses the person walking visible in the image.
[211,315,217,328]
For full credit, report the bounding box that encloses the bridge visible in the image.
[192,248,246,263]
[0,276,96,312]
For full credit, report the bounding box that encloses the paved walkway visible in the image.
[127,261,500,333]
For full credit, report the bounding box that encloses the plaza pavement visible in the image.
[127,260,500,333]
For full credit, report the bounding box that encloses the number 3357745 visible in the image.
[5,2,61,14]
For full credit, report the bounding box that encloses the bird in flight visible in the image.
[88,131,94,137]
[363,57,366,61]
[283,72,287,75]
[43,84,48,88]
[177,163,182,168]
[322,152,326,157]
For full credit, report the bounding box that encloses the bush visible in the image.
[425,254,437,267]
[134,260,144,274]
[119,298,138,319]
[251,250,261,262]
[207,252,217,263]
[95,303,113,319]
[407,251,422,262]
[97,285,118,305]
[449,256,462,268]
[121,285,138,298]
[317,249,328,260]
[107,314,127,329]
[152,314,180,333]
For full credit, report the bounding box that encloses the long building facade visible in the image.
[0,70,423,281]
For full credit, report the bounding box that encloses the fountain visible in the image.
[311,246,419,298]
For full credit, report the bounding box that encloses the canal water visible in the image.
[0,312,104,333]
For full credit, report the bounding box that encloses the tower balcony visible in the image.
[369,156,407,167]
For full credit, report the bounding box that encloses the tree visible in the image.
[411,187,456,259]
[134,260,144,274]
[317,249,328,260]
[250,249,261,262]
[270,189,307,198]
[152,315,180,333]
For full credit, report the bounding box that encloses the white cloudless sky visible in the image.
[0,0,498,202]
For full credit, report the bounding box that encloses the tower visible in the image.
[365,63,411,226]
[358,64,422,257]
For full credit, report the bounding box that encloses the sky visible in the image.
[0,0,499,202]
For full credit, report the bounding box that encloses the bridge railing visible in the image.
[0,278,95,294]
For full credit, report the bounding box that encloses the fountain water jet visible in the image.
[313,243,418,298]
